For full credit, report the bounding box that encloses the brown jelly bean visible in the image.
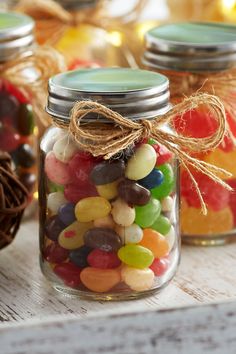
[118,179,151,206]
[84,227,122,252]
[90,160,125,185]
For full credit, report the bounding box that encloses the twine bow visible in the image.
[55,93,232,214]
[0,46,66,134]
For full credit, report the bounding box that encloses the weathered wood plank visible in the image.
[1,301,236,354]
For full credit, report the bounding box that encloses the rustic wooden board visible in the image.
[0,220,236,353]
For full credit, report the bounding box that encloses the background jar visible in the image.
[0,12,37,207]
[143,22,236,246]
[39,67,180,300]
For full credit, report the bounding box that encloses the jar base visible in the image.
[182,231,236,246]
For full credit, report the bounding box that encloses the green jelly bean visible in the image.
[151,163,174,199]
[118,244,154,269]
[148,138,157,145]
[48,181,64,193]
[150,214,171,235]
[135,197,161,228]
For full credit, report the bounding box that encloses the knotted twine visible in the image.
[54,93,232,215]
[0,46,66,134]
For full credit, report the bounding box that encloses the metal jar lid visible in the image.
[143,22,236,72]
[56,0,100,10]
[46,68,170,122]
[0,12,34,62]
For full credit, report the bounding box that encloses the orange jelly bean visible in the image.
[139,229,169,259]
[80,267,121,293]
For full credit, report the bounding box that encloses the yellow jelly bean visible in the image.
[80,267,121,293]
[96,180,119,200]
[125,144,156,180]
[181,204,234,235]
[94,215,115,229]
[204,148,236,179]
[121,266,155,291]
[75,197,111,222]
[58,221,93,250]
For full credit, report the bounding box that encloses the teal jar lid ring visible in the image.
[46,68,170,122]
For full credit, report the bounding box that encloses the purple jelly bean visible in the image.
[58,203,76,226]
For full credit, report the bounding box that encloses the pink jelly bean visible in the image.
[45,151,72,185]
[54,262,82,288]
[87,249,121,269]
[149,257,170,276]
[64,182,98,204]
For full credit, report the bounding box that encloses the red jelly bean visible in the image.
[64,182,98,203]
[227,179,236,226]
[68,152,97,186]
[3,80,30,103]
[149,257,169,276]
[152,144,173,166]
[0,125,20,152]
[54,262,82,288]
[44,243,69,263]
[181,170,230,211]
[87,249,121,269]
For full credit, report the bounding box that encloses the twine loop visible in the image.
[54,93,232,214]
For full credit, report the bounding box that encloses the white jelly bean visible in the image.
[121,266,155,291]
[161,196,173,212]
[53,134,78,163]
[165,225,175,252]
[111,198,135,227]
[47,191,67,214]
[116,224,143,244]
[125,144,156,180]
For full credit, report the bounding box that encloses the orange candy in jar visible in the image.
[39,68,180,299]
[143,23,236,245]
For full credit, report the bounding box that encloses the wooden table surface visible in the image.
[1,220,236,354]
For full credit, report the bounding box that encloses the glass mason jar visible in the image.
[0,12,37,205]
[39,68,180,300]
[143,22,236,246]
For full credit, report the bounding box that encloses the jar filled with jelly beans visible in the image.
[39,68,179,299]
[0,13,37,205]
[143,22,236,245]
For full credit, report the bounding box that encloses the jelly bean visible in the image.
[3,81,28,104]
[151,164,174,200]
[90,160,125,185]
[19,172,36,192]
[121,266,155,291]
[165,225,176,252]
[54,262,82,288]
[47,192,68,215]
[17,104,34,136]
[152,143,173,166]
[0,91,19,117]
[44,242,69,263]
[181,204,234,235]
[150,257,170,276]
[111,198,135,226]
[204,148,236,178]
[139,229,169,259]
[48,181,64,193]
[115,224,143,244]
[138,168,164,190]
[161,196,173,212]
[181,170,230,211]
[64,183,97,204]
[96,180,119,200]
[118,179,151,206]
[12,144,36,168]
[80,267,121,293]
[227,179,236,225]
[125,144,156,180]
[118,244,154,269]
[150,215,171,235]
[58,203,76,226]
[0,125,20,152]
[45,151,72,185]
[84,228,122,252]
[58,221,93,249]
[75,197,111,222]
[53,135,78,163]
[87,249,121,269]
[135,197,161,228]
[45,215,66,241]
[94,215,115,229]
[69,245,92,268]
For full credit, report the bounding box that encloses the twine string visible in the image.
[54,93,231,215]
